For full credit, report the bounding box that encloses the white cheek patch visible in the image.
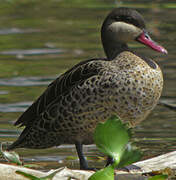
[108,22,142,42]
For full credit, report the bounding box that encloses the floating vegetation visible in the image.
[89,115,142,180]
[0,143,22,165]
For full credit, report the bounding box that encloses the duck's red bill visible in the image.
[137,32,168,54]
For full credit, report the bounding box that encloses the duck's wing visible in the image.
[14,58,106,127]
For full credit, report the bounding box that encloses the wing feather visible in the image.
[15,58,106,127]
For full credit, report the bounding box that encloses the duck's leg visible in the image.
[106,156,114,166]
[75,142,90,170]
[106,156,140,171]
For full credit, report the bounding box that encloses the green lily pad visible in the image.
[117,143,142,168]
[88,165,114,180]
[93,115,129,165]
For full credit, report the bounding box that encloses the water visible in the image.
[0,0,176,170]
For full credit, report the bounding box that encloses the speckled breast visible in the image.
[105,51,163,127]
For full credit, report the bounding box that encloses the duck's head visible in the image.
[101,7,167,59]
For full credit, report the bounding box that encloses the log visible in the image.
[0,164,93,180]
[133,150,176,172]
[0,151,175,180]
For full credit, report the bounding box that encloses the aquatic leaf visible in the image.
[89,115,142,180]
[88,165,114,180]
[148,174,168,180]
[16,169,61,180]
[42,169,62,180]
[117,143,142,168]
[0,147,22,165]
[93,115,129,165]
[16,171,41,180]
[23,164,41,168]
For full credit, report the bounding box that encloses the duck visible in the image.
[7,7,167,170]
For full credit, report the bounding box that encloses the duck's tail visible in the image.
[6,127,30,151]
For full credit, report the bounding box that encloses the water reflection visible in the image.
[0,101,32,112]
[0,91,8,95]
[0,48,65,56]
[0,28,41,35]
[0,76,55,86]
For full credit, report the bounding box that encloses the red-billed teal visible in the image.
[8,7,167,169]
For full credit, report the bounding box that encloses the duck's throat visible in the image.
[102,41,129,60]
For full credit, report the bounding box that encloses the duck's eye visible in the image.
[145,34,150,39]
[143,30,151,39]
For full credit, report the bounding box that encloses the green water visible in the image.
[0,0,176,170]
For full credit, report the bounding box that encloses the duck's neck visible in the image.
[102,40,129,60]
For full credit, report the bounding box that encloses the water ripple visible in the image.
[0,48,65,56]
[0,91,8,95]
[0,28,41,35]
[0,101,32,112]
[0,76,56,86]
